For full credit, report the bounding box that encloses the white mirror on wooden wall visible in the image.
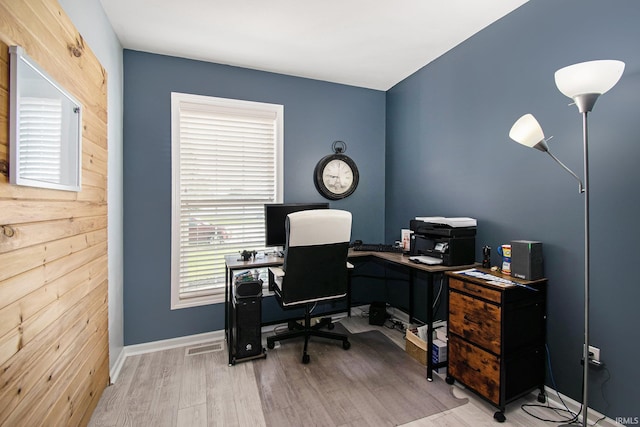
[9,45,82,192]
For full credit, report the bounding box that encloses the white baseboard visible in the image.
[124,330,226,357]
[109,348,127,384]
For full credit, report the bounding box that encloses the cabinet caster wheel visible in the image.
[342,340,351,350]
[537,392,546,403]
[493,411,506,423]
[302,354,310,364]
[267,341,275,349]
[445,376,454,385]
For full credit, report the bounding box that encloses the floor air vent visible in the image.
[185,341,224,356]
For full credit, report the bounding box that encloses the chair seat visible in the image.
[269,266,349,307]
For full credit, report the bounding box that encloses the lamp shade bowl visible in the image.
[554,60,625,99]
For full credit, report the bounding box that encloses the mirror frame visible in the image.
[9,45,82,192]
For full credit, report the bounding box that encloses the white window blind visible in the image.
[171,93,283,309]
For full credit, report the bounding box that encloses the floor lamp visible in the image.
[508,59,625,427]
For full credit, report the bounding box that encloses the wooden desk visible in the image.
[224,251,475,379]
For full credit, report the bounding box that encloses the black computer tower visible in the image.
[369,301,388,326]
[232,278,264,361]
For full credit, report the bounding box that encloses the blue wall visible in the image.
[123,51,385,345]
[385,0,640,419]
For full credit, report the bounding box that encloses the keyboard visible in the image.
[351,243,404,253]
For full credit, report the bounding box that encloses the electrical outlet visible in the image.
[588,345,601,363]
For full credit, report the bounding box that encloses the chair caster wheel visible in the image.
[537,392,546,403]
[493,411,506,423]
[342,340,351,350]
[302,354,310,364]
[267,341,275,349]
[445,376,454,385]
[327,322,335,330]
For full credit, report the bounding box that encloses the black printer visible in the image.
[409,218,476,266]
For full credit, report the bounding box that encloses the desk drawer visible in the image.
[449,278,501,304]
[449,335,500,405]
[449,290,501,354]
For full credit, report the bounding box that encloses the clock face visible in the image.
[322,159,354,195]
[314,153,359,200]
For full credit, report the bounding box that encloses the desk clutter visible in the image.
[406,320,448,369]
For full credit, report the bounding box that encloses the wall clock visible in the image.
[314,141,359,200]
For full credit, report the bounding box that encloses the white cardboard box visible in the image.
[432,339,448,363]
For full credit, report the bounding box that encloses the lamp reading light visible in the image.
[555,60,625,112]
[509,113,548,152]
[509,113,584,193]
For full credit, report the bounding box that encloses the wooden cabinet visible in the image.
[445,270,547,422]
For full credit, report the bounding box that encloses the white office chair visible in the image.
[266,209,352,364]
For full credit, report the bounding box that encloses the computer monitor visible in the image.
[264,202,329,248]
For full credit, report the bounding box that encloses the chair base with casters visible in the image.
[266,303,350,364]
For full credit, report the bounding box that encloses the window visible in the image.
[171,93,283,309]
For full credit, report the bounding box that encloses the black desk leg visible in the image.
[225,267,229,340]
[408,270,414,323]
[347,269,352,317]
[426,272,435,381]
[226,267,234,366]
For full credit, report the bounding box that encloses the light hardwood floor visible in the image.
[89,309,572,427]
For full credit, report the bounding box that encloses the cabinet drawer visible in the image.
[449,290,501,354]
[449,278,501,304]
[448,335,500,405]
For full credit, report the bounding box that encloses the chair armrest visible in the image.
[269,266,285,277]
[268,266,285,293]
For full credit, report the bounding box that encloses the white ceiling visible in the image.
[100,0,528,91]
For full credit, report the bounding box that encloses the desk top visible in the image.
[225,253,284,270]
[348,250,477,273]
[445,267,547,289]
[225,250,476,273]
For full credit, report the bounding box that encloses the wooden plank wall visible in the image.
[0,0,109,425]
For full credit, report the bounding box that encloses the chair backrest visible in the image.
[280,209,352,305]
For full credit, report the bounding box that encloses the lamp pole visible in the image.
[579,110,590,427]
[561,93,595,427]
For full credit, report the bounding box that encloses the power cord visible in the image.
[521,345,610,426]
[521,344,579,424]
[384,318,407,333]
[433,276,444,311]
